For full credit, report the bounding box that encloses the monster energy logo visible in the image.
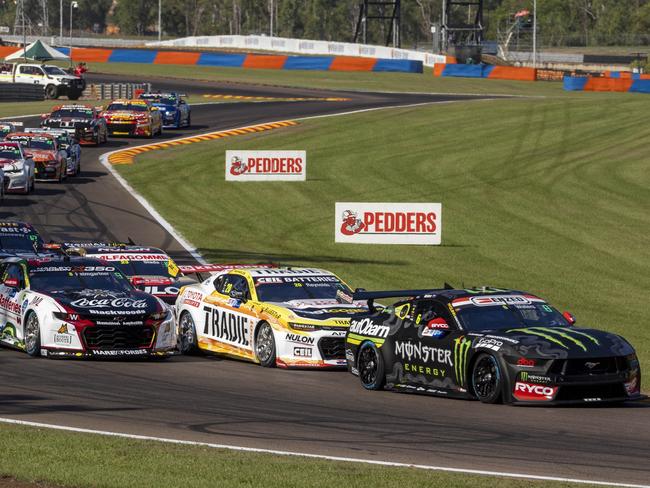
[454,336,471,386]
[520,371,551,383]
[507,327,599,351]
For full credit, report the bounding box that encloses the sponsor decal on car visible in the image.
[285,333,315,345]
[395,341,452,366]
[202,306,250,346]
[293,346,312,357]
[335,203,441,245]
[226,150,306,181]
[453,336,471,387]
[513,381,558,401]
[349,318,389,338]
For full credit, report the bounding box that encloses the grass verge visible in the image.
[117,93,650,389]
[0,423,601,488]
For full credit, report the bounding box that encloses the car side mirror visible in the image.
[229,289,247,302]
[563,311,576,325]
[426,317,450,330]
[4,278,20,288]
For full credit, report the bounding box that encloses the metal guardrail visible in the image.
[81,83,152,101]
[0,82,44,101]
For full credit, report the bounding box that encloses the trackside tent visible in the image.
[4,40,70,62]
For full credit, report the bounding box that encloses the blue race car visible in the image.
[139,92,191,129]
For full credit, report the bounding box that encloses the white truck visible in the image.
[0,63,85,100]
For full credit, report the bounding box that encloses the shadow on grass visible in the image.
[191,248,406,267]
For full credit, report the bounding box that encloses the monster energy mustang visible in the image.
[344,287,644,405]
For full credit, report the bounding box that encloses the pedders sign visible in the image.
[335,202,442,245]
[226,150,306,181]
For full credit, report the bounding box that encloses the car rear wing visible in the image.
[353,287,452,312]
[178,263,277,282]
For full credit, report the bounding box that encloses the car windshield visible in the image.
[7,136,54,150]
[90,254,175,278]
[453,296,569,331]
[51,108,92,118]
[0,145,21,159]
[0,231,43,252]
[107,103,147,112]
[144,96,177,106]
[43,66,67,76]
[29,265,133,293]
[254,275,352,302]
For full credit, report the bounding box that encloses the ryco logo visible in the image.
[513,381,557,401]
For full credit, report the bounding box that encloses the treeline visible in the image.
[1,0,649,48]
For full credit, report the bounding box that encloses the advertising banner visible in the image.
[335,202,442,245]
[226,150,306,181]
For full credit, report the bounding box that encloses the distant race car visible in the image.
[63,243,195,305]
[41,104,108,145]
[0,256,176,358]
[25,128,80,176]
[5,132,67,182]
[175,267,368,368]
[139,92,190,128]
[345,287,643,405]
[0,142,35,194]
[0,121,22,141]
[0,221,48,258]
[101,99,163,138]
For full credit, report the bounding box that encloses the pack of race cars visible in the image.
[0,220,643,406]
[0,92,190,197]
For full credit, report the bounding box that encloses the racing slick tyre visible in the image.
[178,312,198,354]
[471,353,504,404]
[45,84,58,99]
[255,322,276,368]
[24,312,41,357]
[357,341,386,390]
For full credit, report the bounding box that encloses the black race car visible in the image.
[345,287,643,405]
[0,221,59,259]
[41,104,108,146]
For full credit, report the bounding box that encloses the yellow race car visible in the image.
[174,266,368,368]
[101,99,162,137]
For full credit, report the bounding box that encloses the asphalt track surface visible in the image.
[1,74,649,486]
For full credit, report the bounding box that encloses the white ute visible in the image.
[0,63,84,100]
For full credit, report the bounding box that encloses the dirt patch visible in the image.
[0,477,62,488]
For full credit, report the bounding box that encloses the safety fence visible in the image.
[0,45,423,74]
[0,83,44,101]
[433,64,537,81]
[146,34,449,67]
[563,76,650,93]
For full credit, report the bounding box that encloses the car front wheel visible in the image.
[357,341,385,390]
[472,353,504,404]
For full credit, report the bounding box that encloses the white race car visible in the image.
[0,142,35,194]
[0,256,176,358]
[175,266,368,368]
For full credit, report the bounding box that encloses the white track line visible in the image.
[0,418,646,488]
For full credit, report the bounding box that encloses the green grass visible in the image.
[118,93,650,390]
[0,424,601,488]
[92,62,571,97]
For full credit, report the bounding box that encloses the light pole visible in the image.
[532,0,537,68]
[269,0,274,37]
[158,0,162,42]
[60,0,63,46]
[69,1,78,50]
[22,0,27,61]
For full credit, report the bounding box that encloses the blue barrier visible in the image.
[630,80,650,93]
[373,59,423,73]
[197,53,247,67]
[109,49,158,63]
[563,76,588,91]
[440,64,484,78]
[283,56,334,71]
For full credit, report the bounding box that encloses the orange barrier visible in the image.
[583,77,634,92]
[154,51,201,65]
[71,48,112,63]
[0,46,20,58]
[329,56,377,71]
[242,54,288,69]
[433,64,446,77]
[488,66,536,81]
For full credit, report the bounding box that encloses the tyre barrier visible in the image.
[3,46,422,74]
[82,83,152,100]
[563,76,650,93]
[433,64,537,81]
[108,120,298,165]
[0,83,45,101]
